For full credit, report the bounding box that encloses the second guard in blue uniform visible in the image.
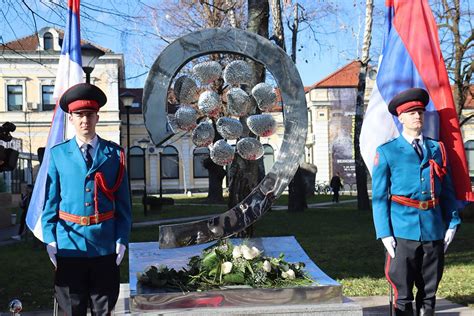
[371,88,461,316]
[42,83,132,315]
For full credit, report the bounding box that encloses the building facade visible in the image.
[3,28,469,196]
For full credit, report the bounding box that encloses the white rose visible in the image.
[251,246,261,257]
[241,245,253,260]
[281,271,288,279]
[263,260,271,272]
[221,261,233,274]
[241,246,258,260]
[232,246,242,259]
[286,269,296,279]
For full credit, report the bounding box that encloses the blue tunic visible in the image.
[372,136,460,241]
[42,137,132,257]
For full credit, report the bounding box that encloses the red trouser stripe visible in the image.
[385,255,398,308]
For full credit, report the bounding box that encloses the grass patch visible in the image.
[1,195,472,311]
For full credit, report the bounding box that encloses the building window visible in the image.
[7,85,23,111]
[193,147,209,178]
[129,146,145,180]
[465,141,474,179]
[263,144,274,173]
[42,85,55,111]
[44,32,53,50]
[161,146,179,179]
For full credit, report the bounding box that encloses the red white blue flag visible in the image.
[26,0,84,241]
[360,0,474,201]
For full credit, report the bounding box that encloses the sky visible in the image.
[1,0,390,88]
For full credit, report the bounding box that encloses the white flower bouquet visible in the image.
[138,239,314,292]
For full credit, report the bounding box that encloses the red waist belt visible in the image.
[59,210,115,226]
[391,195,439,210]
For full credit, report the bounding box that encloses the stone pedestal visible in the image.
[127,236,362,315]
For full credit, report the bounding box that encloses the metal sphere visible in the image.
[251,82,277,112]
[247,114,277,137]
[216,117,243,140]
[174,75,199,104]
[223,60,253,86]
[9,299,22,313]
[198,91,221,118]
[210,139,235,166]
[236,137,264,160]
[192,61,222,84]
[226,88,251,117]
[192,121,215,147]
[175,106,198,131]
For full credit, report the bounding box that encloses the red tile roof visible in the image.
[305,61,362,91]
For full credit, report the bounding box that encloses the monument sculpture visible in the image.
[142,28,307,249]
[131,28,362,314]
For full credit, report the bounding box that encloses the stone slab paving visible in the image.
[4,285,473,315]
[350,296,474,316]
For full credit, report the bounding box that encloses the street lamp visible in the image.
[138,138,149,216]
[81,43,105,83]
[120,91,135,184]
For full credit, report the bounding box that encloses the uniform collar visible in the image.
[75,134,99,149]
[402,132,423,145]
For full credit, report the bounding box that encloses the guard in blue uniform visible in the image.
[42,83,132,315]
[372,88,461,316]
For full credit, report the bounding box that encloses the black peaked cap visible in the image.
[388,88,430,116]
[59,83,107,113]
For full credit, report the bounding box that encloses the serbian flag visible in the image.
[26,0,84,241]
[360,0,474,201]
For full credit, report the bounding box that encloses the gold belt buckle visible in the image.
[80,216,90,225]
[94,213,99,224]
[419,201,429,210]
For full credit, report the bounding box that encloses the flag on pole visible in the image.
[26,0,84,241]
[360,0,474,201]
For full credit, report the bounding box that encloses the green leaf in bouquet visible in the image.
[223,272,245,284]
[202,250,218,270]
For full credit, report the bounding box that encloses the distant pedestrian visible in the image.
[330,173,343,203]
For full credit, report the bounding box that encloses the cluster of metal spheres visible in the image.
[168,60,278,166]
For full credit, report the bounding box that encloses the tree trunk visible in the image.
[227,0,269,237]
[205,117,226,203]
[290,3,299,63]
[354,63,371,211]
[354,0,373,211]
[285,1,307,213]
[204,157,226,203]
[269,0,286,51]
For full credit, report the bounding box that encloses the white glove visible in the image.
[116,243,126,266]
[382,236,396,258]
[444,227,457,253]
[46,242,57,268]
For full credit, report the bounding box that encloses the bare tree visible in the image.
[288,2,303,62]
[354,0,374,211]
[431,0,473,122]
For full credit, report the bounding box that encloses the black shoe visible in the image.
[395,308,414,316]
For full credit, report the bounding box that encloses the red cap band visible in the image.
[396,101,425,115]
[68,100,100,113]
